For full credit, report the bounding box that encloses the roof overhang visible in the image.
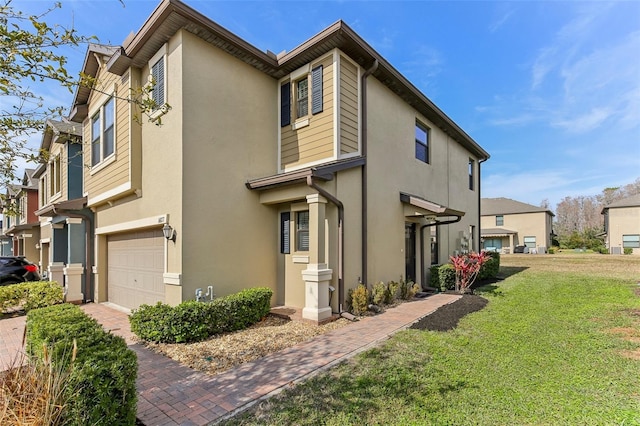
[247,157,365,191]
[399,192,465,218]
[481,227,518,237]
[35,197,88,218]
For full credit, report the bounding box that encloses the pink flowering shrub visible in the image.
[450,251,490,293]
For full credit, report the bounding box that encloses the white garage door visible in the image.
[107,229,164,310]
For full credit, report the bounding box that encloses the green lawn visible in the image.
[223,255,640,425]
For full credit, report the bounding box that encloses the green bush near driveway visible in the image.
[0,280,63,312]
[26,303,138,426]
[130,287,273,343]
[429,263,456,291]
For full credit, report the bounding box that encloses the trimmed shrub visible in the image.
[349,284,369,316]
[0,281,63,312]
[624,248,633,255]
[26,304,137,426]
[479,251,500,280]
[129,287,273,343]
[432,264,456,292]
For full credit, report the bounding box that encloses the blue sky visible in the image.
[15,0,640,210]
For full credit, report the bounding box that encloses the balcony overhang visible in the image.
[35,197,88,218]
[399,192,465,218]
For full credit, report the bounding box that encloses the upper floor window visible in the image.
[296,77,309,118]
[496,215,504,226]
[280,64,323,127]
[50,155,61,197]
[91,97,115,167]
[415,121,429,163]
[39,173,48,208]
[468,158,475,190]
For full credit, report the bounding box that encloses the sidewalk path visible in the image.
[1,294,461,425]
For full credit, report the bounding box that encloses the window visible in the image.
[280,64,323,126]
[91,97,115,167]
[496,215,504,226]
[296,77,308,118]
[151,57,165,108]
[280,212,291,254]
[523,236,536,249]
[468,158,475,190]
[296,211,309,251]
[415,121,429,163]
[623,235,640,248]
[50,155,61,196]
[39,173,48,207]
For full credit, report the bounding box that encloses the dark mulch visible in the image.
[410,294,488,331]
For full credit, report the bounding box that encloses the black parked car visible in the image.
[0,256,41,285]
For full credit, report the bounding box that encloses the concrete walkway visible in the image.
[1,294,461,425]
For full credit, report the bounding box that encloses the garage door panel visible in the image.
[107,229,164,310]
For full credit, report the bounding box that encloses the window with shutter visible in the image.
[296,78,308,118]
[311,65,323,114]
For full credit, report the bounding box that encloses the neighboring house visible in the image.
[3,170,41,262]
[66,0,489,320]
[481,197,554,254]
[0,220,11,256]
[33,120,92,302]
[602,194,640,255]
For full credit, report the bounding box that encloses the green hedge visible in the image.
[130,287,273,343]
[430,264,456,292]
[479,251,500,280]
[26,304,138,426]
[0,280,63,312]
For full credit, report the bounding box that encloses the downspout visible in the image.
[306,176,344,313]
[420,216,462,286]
[360,59,378,287]
[52,207,94,303]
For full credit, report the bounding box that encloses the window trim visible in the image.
[523,236,536,248]
[468,158,475,191]
[415,120,429,164]
[295,76,309,119]
[496,215,504,226]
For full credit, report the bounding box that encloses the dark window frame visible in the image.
[415,121,429,163]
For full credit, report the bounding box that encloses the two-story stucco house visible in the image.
[481,197,554,254]
[3,170,41,261]
[32,120,93,302]
[67,0,489,321]
[602,194,640,255]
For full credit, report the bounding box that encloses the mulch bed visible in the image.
[410,294,488,331]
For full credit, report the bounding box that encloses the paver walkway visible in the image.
[1,294,461,425]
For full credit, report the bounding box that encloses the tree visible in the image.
[1,1,93,191]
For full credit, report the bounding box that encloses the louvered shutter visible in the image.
[311,65,323,114]
[280,212,290,254]
[280,82,291,127]
[152,58,165,106]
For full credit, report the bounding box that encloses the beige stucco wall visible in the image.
[365,77,481,285]
[179,30,278,302]
[608,206,640,254]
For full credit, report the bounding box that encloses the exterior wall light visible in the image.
[162,223,176,242]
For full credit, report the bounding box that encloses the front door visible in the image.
[405,223,416,282]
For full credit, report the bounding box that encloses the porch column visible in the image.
[302,194,333,322]
[63,219,85,303]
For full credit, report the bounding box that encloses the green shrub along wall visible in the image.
[130,287,273,343]
[0,281,63,312]
[479,251,500,280]
[26,304,138,426]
